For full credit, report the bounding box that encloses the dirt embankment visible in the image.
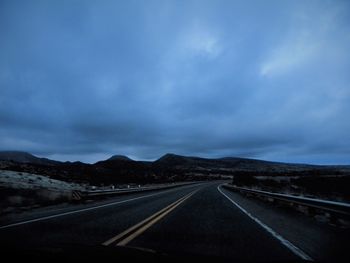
[0,170,85,214]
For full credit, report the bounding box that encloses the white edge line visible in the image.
[0,184,201,230]
[217,185,313,261]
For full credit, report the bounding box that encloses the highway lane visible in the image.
[0,183,206,248]
[1,181,345,261]
[121,183,302,261]
[219,185,350,262]
[0,183,204,229]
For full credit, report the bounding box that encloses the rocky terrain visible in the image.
[0,169,85,214]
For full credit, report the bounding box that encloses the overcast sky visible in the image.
[1,0,350,164]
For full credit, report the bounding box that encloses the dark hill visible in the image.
[0,151,61,166]
[106,155,133,162]
[154,153,323,173]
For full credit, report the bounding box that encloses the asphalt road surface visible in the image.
[0,182,349,262]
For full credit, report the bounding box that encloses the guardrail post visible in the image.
[326,212,338,226]
[306,207,316,217]
[267,197,274,203]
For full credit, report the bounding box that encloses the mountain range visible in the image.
[0,151,349,185]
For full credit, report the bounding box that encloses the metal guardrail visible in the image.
[222,184,350,222]
[79,182,199,198]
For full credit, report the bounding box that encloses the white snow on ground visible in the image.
[0,170,85,191]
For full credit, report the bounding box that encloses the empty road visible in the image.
[0,182,349,261]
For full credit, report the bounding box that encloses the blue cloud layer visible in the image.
[1,0,349,164]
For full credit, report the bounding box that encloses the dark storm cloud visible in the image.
[1,0,350,164]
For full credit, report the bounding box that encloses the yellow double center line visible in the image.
[102,189,198,247]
